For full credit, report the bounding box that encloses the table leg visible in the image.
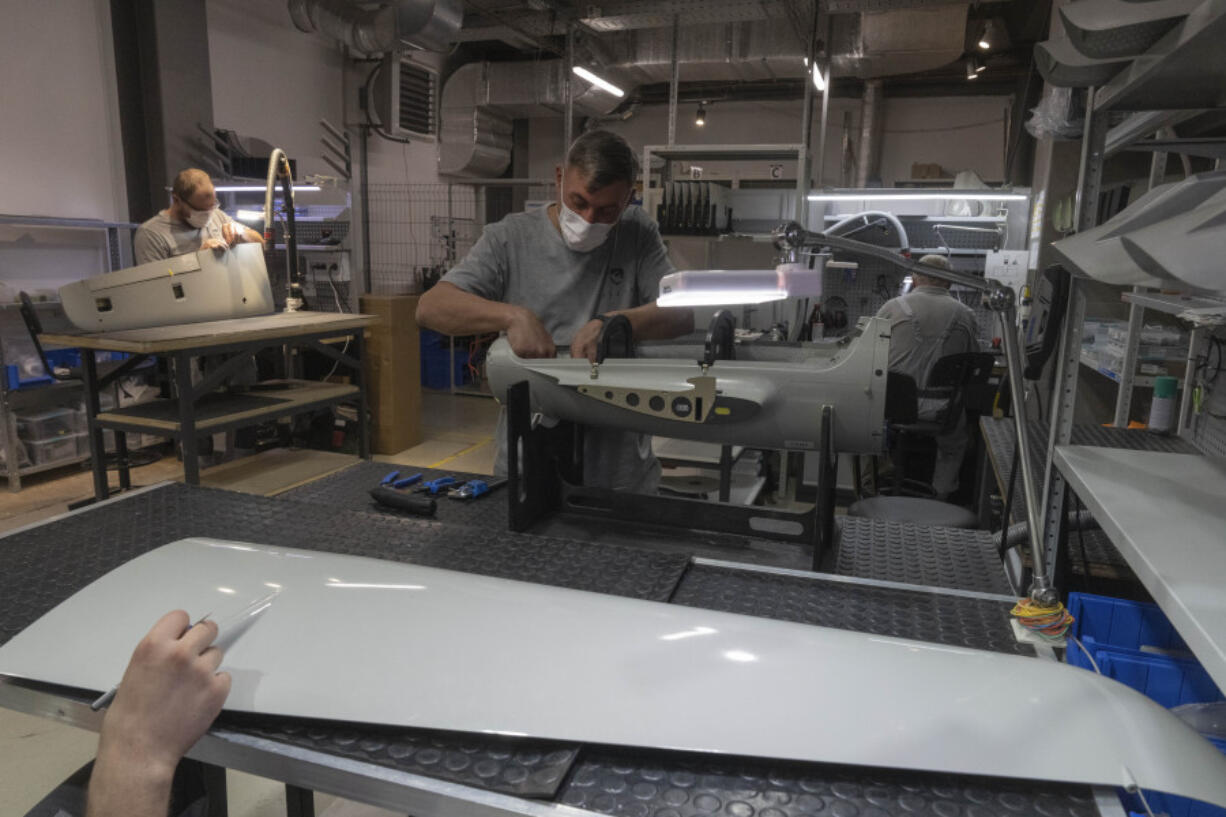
[175,352,201,485]
[200,761,228,817]
[976,446,994,529]
[717,445,732,502]
[285,784,316,817]
[82,352,109,500]
[115,430,131,491]
[354,330,369,459]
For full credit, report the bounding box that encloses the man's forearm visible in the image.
[87,746,176,817]
[416,282,521,336]
[611,303,694,341]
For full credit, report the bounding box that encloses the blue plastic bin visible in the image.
[1066,594,1226,817]
[420,345,466,390]
[4,349,82,390]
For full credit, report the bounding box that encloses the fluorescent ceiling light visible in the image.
[658,267,823,307]
[572,66,624,98]
[812,64,827,92]
[213,185,321,193]
[234,209,265,222]
[807,190,1028,202]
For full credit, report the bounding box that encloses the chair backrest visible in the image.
[18,291,73,383]
[916,351,996,432]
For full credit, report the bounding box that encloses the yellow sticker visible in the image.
[714,406,731,416]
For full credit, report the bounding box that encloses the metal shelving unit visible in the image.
[1036,9,1226,690]
[0,215,137,491]
[641,143,811,229]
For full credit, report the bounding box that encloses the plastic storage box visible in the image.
[420,331,467,390]
[26,432,85,465]
[1066,593,1226,817]
[16,407,81,440]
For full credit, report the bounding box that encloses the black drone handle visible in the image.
[702,309,737,367]
[595,314,635,364]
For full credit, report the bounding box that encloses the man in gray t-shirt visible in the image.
[133,168,264,264]
[417,130,694,492]
[876,254,980,497]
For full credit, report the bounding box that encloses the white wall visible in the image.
[0,0,126,222]
[878,96,1009,184]
[528,94,1010,187]
[208,0,348,199]
[208,1,441,192]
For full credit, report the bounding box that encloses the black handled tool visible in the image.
[369,486,437,516]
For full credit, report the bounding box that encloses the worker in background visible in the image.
[85,611,229,817]
[876,254,980,499]
[416,130,694,493]
[133,168,264,264]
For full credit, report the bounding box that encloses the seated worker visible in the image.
[86,611,230,817]
[416,130,694,493]
[876,254,981,499]
[133,168,264,264]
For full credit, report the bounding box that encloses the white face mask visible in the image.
[558,198,617,253]
[184,205,214,230]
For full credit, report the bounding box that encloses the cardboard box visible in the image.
[910,162,945,180]
[359,295,423,455]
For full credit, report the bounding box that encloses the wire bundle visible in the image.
[1010,598,1075,640]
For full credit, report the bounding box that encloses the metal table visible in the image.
[39,312,377,499]
[0,482,1110,817]
[1054,446,1226,693]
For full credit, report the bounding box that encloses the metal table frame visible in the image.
[40,315,374,500]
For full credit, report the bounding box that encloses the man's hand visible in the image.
[99,611,231,776]
[506,308,556,358]
[569,318,606,363]
[221,222,244,246]
[199,237,227,251]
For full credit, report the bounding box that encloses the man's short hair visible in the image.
[914,253,953,287]
[566,130,639,192]
[172,169,212,203]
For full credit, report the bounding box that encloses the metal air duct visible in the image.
[288,0,462,54]
[440,60,623,177]
[856,79,883,188]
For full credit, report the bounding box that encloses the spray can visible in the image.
[1148,376,1178,434]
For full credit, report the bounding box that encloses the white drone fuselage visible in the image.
[486,316,893,454]
[59,243,275,332]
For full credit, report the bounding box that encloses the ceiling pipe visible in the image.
[288,0,461,54]
[855,79,884,188]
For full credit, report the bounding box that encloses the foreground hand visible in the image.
[506,308,556,358]
[98,610,231,777]
[199,237,227,251]
[569,318,605,364]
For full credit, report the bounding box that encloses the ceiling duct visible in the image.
[439,3,969,177]
[440,60,622,177]
[597,8,967,84]
[288,0,462,54]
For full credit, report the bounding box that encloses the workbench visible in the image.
[0,479,1118,817]
[39,312,377,500]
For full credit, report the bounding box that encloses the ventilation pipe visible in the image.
[856,79,884,188]
[288,0,461,54]
[440,60,623,177]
